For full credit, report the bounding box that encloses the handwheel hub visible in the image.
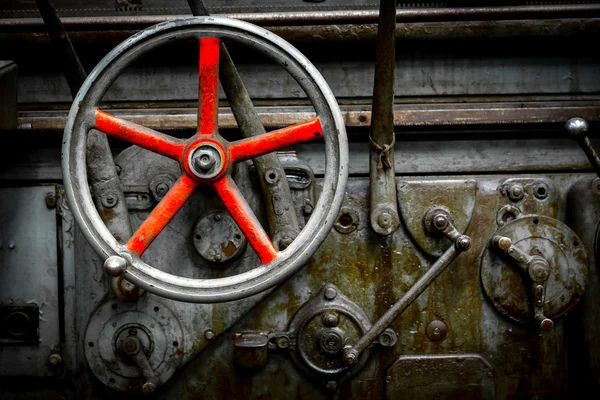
[188,143,225,180]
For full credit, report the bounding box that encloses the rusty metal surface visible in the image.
[0,61,17,131]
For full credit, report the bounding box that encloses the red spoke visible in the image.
[198,38,220,135]
[229,118,323,163]
[126,174,198,256]
[212,175,278,264]
[95,109,186,160]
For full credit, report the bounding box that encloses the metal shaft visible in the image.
[346,242,461,360]
[369,0,400,236]
[186,0,299,247]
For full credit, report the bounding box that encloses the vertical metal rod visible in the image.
[186,0,300,248]
[369,0,400,235]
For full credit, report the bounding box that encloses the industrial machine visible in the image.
[1,1,600,398]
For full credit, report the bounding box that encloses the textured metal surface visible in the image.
[481,215,588,325]
[0,186,61,376]
[385,354,495,399]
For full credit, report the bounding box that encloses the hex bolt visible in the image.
[508,184,525,201]
[323,286,337,301]
[194,153,216,171]
[456,235,472,251]
[276,335,290,349]
[378,329,398,347]
[48,353,62,366]
[45,193,57,208]
[433,214,449,230]
[204,330,215,341]
[104,255,128,276]
[322,311,339,327]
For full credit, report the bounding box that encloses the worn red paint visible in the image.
[95,109,186,160]
[126,174,198,256]
[212,175,278,264]
[198,38,220,135]
[229,118,323,163]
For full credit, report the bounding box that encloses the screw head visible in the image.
[45,193,57,208]
[377,212,392,229]
[323,286,337,300]
[102,193,118,208]
[204,330,215,341]
[119,278,136,294]
[104,255,127,277]
[426,320,448,342]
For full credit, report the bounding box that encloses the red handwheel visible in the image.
[63,17,348,303]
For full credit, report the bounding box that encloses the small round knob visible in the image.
[565,117,588,141]
[104,255,127,277]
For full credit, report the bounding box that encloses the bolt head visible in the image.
[142,382,157,395]
[104,255,127,277]
[377,212,392,229]
[343,349,359,366]
[456,235,472,251]
[48,353,62,366]
[189,145,222,179]
[565,117,588,141]
[276,335,290,349]
[204,330,215,341]
[119,278,136,293]
[508,184,524,201]
[426,320,448,342]
[539,318,554,331]
[155,182,169,196]
[322,312,339,327]
[323,286,337,300]
[45,193,57,208]
[433,214,449,230]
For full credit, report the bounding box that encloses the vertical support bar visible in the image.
[186,0,300,249]
[369,0,400,235]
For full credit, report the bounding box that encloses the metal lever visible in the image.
[342,210,471,366]
[566,117,600,178]
[493,236,554,331]
[121,335,160,395]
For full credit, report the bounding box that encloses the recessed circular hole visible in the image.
[358,115,367,123]
[537,187,546,196]
[338,213,353,228]
[268,172,276,180]
[109,378,115,384]
[235,234,242,240]
[502,211,516,223]
[172,341,179,347]
[573,240,579,247]
[194,234,201,240]
[533,218,539,225]
[154,306,159,312]
[111,303,117,310]
[88,342,94,348]
[493,297,500,303]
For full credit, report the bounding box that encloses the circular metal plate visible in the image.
[480,216,587,324]
[84,299,184,392]
[193,210,247,263]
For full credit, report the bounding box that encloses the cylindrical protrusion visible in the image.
[342,347,359,366]
[142,380,158,395]
[493,236,512,251]
[455,235,472,251]
[535,315,554,331]
[104,255,127,277]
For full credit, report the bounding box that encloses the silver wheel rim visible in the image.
[62,16,348,303]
